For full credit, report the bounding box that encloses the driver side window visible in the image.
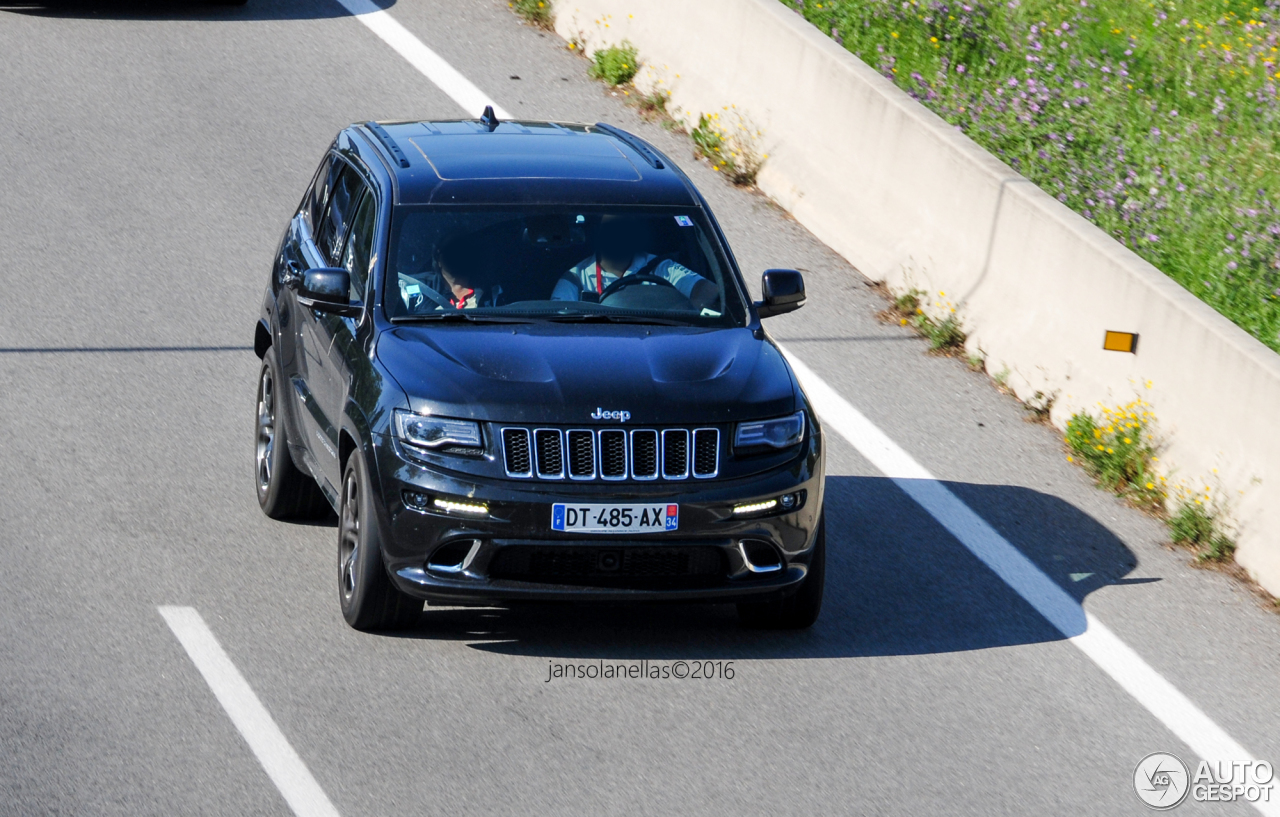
[340,190,376,305]
[315,160,364,265]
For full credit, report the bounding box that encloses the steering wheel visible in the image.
[599,273,678,301]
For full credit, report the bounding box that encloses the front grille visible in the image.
[534,429,564,478]
[502,428,532,477]
[499,425,720,482]
[489,545,726,587]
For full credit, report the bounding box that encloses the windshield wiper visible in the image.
[391,312,534,324]
[543,313,687,326]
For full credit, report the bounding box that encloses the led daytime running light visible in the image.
[733,499,778,516]
[433,498,489,516]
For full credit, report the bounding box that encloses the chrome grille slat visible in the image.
[692,428,719,478]
[500,425,719,482]
[501,428,533,478]
[661,429,689,480]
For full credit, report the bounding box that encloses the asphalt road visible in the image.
[2,1,1280,814]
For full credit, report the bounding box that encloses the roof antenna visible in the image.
[480,105,499,132]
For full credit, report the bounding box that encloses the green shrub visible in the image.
[510,0,552,28]
[1170,499,1236,562]
[636,90,669,116]
[690,114,724,157]
[919,313,965,350]
[691,111,766,186]
[588,42,639,87]
[1065,401,1165,508]
[894,289,922,313]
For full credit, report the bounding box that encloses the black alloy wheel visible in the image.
[338,451,422,631]
[255,354,329,520]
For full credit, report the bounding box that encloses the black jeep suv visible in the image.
[254,114,825,631]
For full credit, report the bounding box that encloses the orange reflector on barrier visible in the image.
[1103,331,1138,354]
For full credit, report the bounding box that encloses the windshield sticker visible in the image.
[674,215,694,227]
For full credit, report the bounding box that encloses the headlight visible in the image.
[734,411,805,452]
[395,409,483,451]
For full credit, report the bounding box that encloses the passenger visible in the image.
[551,215,718,309]
[435,234,503,309]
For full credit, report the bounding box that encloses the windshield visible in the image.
[382,206,748,326]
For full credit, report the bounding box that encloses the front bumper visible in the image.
[370,432,824,605]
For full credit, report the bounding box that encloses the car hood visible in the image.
[377,323,796,425]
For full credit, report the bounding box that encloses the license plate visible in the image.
[551,503,679,533]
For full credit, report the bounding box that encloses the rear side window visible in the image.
[340,191,377,304]
[315,160,365,265]
[303,155,333,229]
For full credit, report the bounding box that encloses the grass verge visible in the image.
[785,0,1280,354]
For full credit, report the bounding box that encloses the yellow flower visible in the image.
[891,31,899,38]
[1067,456,1074,463]
[1146,482,1155,489]
[1123,438,1132,444]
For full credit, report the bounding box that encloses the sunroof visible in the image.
[403,134,642,182]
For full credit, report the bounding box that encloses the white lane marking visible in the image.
[780,348,1278,815]
[316,3,1274,804]
[334,0,512,120]
[159,607,341,817]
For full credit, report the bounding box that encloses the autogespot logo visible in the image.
[1133,752,1275,809]
[590,407,631,422]
[1134,753,1190,810]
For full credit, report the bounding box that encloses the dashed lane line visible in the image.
[159,606,341,817]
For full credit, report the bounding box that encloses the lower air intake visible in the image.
[489,545,726,588]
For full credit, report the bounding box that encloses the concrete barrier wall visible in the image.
[553,0,1280,593]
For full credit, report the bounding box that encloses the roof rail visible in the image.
[364,121,410,168]
[592,123,665,170]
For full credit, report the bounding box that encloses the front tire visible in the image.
[255,354,329,520]
[338,452,422,631]
[737,513,826,629]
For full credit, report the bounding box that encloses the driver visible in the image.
[551,215,718,309]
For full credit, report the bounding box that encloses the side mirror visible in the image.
[295,267,361,317]
[755,269,806,319]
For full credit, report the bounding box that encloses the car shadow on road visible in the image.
[0,0,390,22]
[382,475,1154,660]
